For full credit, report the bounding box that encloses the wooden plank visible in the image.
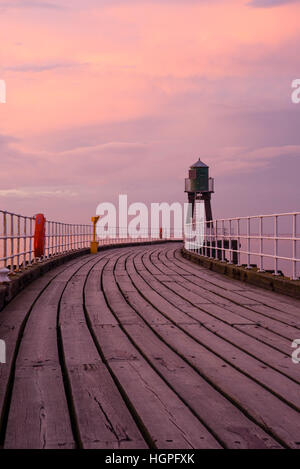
[141,248,299,348]
[129,249,298,367]
[92,324,221,449]
[160,276,299,339]
[187,315,300,383]
[238,283,300,309]
[132,253,255,326]
[235,290,300,317]
[160,257,300,328]
[158,249,277,309]
[116,249,300,447]
[117,254,300,418]
[2,243,298,450]
[149,267,298,345]
[0,256,90,445]
[136,249,295,358]
[222,303,299,342]
[171,247,300,309]
[126,259,198,325]
[101,254,282,447]
[159,262,262,306]
[150,322,300,448]
[130,251,298,380]
[85,269,118,326]
[66,360,147,449]
[233,324,292,356]
[124,323,283,450]
[4,366,74,449]
[58,255,147,449]
[180,322,300,410]
[3,255,96,448]
[87,261,222,448]
[249,304,300,329]
[137,288,299,382]
[189,303,292,355]
[171,247,249,291]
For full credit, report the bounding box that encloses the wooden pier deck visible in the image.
[0,242,299,449]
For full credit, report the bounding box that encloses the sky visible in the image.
[0,0,299,223]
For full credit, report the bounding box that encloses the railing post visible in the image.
[258,216,264,272]
[292,214,298,280]
[46,221,49,258]
[23,217,27,269]
[10,214,14,273]
[51,221,54,257]
[274,215,279,276]
[29,217,33,265]
[214,219,218,260]
[16,216,20,271]
[246,216,251,269]
[45,220,49,259]
[203,220,206,257]
[237,218,241,266]
[55,222,58,255]
[228,219,233,264]
[58,223,60,254]
[221,220,225,261]
[3,212,7,269]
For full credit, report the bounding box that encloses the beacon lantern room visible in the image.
[184,158,214,194]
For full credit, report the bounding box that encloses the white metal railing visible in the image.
[97,227,182,245]
[0,210,93,273]
[184,212,300,281]
[0,210,182,275]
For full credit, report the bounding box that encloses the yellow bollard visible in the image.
[90,216,100,254]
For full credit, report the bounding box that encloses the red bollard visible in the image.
[159,228,163,240]
[34,213,46,258]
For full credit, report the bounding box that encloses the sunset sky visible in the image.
[0,0,299,223]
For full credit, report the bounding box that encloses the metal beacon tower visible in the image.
[184,158,214,225]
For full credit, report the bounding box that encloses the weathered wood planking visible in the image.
[126,247,299,446]
[129,250,300,407]
[171,247,300,312]
[1,243,299,449]
[130,260,300,382]
[58,250,147,449]
[145,247,299,355]
[112,258,282,448]
[4,255,95,449]
[0,255,91,447]
[155,248,300,327]
[100,255,221,449]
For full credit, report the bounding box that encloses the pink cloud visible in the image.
[0,0,299,222]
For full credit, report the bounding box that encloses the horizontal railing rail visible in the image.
[5,207,298,279]
[184,212,300,280]
[0,210,93,274]
[97,227,183,244]
[0,210,182,275]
